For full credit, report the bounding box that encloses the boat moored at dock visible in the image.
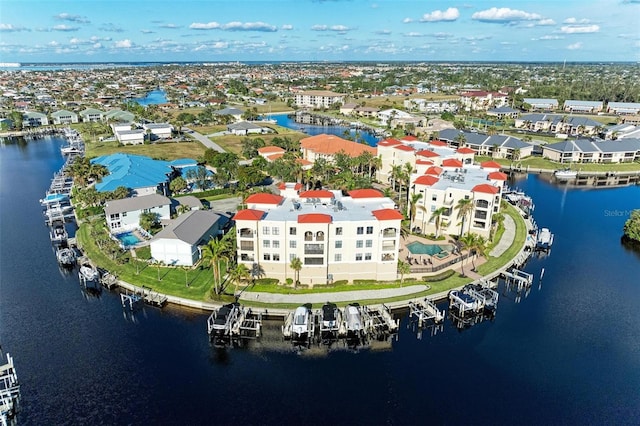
[536,227,554,250]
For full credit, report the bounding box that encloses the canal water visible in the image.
[273,113,381,146]
[133,89,168,106]
[1,136,639,425]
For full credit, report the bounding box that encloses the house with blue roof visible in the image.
[438,129,534,159]
[542,138,640,163]
[92,153,174,196]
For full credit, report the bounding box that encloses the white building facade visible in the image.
[104,194,171,232]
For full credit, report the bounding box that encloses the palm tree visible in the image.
[390,164,402,192]
[512,148,521,161]
[470,234,488,271]
[290,256,303,288]
[455,198,473,237]
[228,263,250,297]
[409,192,423,224]
[454,131,467,147]
[458,233,476,277]
[397,260,411,286]
[200,236,232,295]
[430,207,448,238]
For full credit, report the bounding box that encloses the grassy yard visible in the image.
[76,224,216,301]
[476,203,527,275]
[84,139,208,160]
[209,127,308,157]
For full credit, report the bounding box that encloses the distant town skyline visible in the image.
[1,0,639,63]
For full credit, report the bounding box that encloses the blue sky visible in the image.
[1,0,639,62]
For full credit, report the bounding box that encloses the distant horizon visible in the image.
[1,1,639,63]
[4,60,640,65]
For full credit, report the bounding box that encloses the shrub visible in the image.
[332,280,349,286]
[422,270,456,282]
[255,278,279,286]
[286,278,293,285]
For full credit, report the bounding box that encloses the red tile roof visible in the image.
[377,138,402,147]
[298,189,334,199]
[245,193,283,205]
[425,166,443,176]
[442,158,464,168]
[300,133,376,157]
[472,184,500,194]
[429,140,448,147]
[488,171,508,180]
[277,182,303,190]
[372,209,404,221]
[298,213,332,224]
[456,147,476,154]
[348,189,383,199]
[414,175,440,186]
[416,149,440,158]
[416,159,434,165]
[402,135,418,141]
[257,145,286,154]
[233,209,265,221]
[394,144,415,152]
[480,160,502,169]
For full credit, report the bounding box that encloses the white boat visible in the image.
[56,247,76,266]
[79,265,99,282]
[49,222,68,243]
[208,302,242,335]
[320,302,341,338]
[60,145,83,155]
[344,303,364,336]
[536,227,554,250]
[554,168,577,180]
[291,305,313,341]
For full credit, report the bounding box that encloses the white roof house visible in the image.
[104,194,171,232]
[51,109,78,125]
[143,122,173,139]
[150,210,228,266]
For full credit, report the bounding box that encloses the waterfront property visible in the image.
[51,109,78,125]
[142,122,173,140]
[410,161,507,239]
[514,113,601,136]
[541,138,640,163]
[104,193,171,232]
[438,129,534,159]
[300,133,376,164]
[233,188,403,284]
[294,90,346,109]
[150,210,229,266]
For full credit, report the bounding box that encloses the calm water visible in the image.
[1,136,640,425]
[273,113,381,146]
[134,89,168,106]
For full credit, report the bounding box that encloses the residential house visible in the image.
[227,121,267,136]
[438,129,533,159]
[300,134,376,164]
[487,106,520,120]
[79,108,105,122]
[542,139,640,163]
[459,91,508,111]
[143,122,173,140]
[51,109,78,125]
[213,107,244,122]
[22,111,48,127]
[607,102,640,115]
[150,210,229,266]
[104,193,171,232]
[523,98,558,111]
[294,90,346,109]
[563,100,603,114]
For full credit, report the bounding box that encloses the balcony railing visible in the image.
[239,230,254,238]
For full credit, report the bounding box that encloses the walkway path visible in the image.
[490,214,515,257]
[240,284,429,305]
[183,127,225,152]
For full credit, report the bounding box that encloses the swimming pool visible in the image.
[115,231,142,248]
[406,241,453,256]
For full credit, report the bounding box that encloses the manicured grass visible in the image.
[84,139,207,160]
[476,203,527,275]
[209,129,307,157]
[476,155,640,172]
[76,224,216,301]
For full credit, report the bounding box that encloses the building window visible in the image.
[355,253,362,261]
[122,212,127,217]
[289,227,297,235]
[304,231,313,241]
[263,240,270,248]
[262,226,270,235]
[272,227,280,236]
[273,240,280,249]
[365,240,373,248]
[356,240,363,248]
[365,253,372,261]
[335,240,342,249]
[335,227,343,235]
[240,241,254,251]
[316,231,324,241]
[334,253,342,262]
[263,253,271,261]
[304,244,324,255]
[366,226,373,234]
[289,253,296,261]
[357,226,364,235]
[432,194,437,201]
[273,254,280,261]
[290,240,297,249]
[304,257,324,265]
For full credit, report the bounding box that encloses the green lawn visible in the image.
[476,203,527,275]
[76,224,216,301]
[209,128,307,157]
[84,139,208,160]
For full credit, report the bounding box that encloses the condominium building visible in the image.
[233,188,403,284]
[410,161,507,239]
[294,90,346,109]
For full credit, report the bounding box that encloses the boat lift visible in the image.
[465,283,499,313]
[408,298,445,326]
[449,288,484,317]
[361,304,399,338]
[0,352,20,425]
[502,268,534,291]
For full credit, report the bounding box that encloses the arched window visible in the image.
[316,231,324,241]
[304,231,313,241]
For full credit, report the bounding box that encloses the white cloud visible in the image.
[312,25,328,31]
[403,18,414,24]
[537,35,564,40]
[420,8,459,22]
[561,25,600,34]
[0,24,29,32]
[567,42,583,50]
[141,29,154,34]
[537,19,556,26]
[190,21,276,32]
[405,32,424,37]
[48,41,59,46]
[54,13,89,24]
[564,17,590,24]
[52,24,79,32]
[114,39,133,48]
[160,23,180,29]
[282,24,293,30]
[375,29,392,35]
[311,24,352,32]
[472,7,542,22]
[93,43,102,49]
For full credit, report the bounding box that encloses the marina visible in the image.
[0,352,20,426]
